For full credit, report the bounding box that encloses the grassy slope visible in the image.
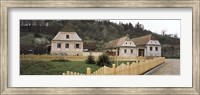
[20,60,129,75]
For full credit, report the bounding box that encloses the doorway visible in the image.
[138,49,145,56]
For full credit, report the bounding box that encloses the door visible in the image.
[138,49,145,56]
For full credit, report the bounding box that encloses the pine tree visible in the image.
[97,54,111,66]
[85,54,96,64]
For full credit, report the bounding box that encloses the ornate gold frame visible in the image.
[0,0,199,94]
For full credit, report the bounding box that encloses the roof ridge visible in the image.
[132,34,151,39]
[104,35,131,49]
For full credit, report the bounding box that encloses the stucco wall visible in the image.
[51,41,83,56]
[145,40,161,56]
[146,45,161,56]
[121,41,136,47]
[119,47,137,56]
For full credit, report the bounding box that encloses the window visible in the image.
[126,42,127,44]
[131,49,133,53]
[75,44,80,48]
[150,47,152,51]
[124,49,127,53]
[155,47,158,51]
[65,43,69,48]
[57,43,61,48]
[66,35,69,39]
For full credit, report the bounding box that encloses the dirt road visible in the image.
[150,59,180,75]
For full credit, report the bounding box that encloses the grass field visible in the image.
[20,59,130,75]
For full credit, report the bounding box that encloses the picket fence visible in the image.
[62,57,165,75]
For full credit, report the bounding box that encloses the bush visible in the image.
[97,54,111,66]
[85,55,96,64]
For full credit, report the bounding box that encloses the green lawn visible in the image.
[20,60,130,75]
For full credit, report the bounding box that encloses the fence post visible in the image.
[127,62,131,75]
[86,68,91,75]
[70,72,73,75]
[112,64,116,75]
[66,71,70,75]
[62,72,66,75]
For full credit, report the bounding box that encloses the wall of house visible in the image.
[146,45,161,56]
[146,40,161,45]
[53,32,82,41]
[119,47,137,56]
[146,40,161,56]
[121,41,136,47]
[51,41,83,56]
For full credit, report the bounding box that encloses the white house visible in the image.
[51,31,83,56]
[132,35,161,56]
[104,34,161,57]
[104,35,137,57]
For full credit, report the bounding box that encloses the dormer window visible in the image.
[66,35,69,39]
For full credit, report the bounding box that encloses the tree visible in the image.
[97,54,111,66]
[135,22,144,30]
[161,29,167,36]
[85,54,96,64]
[173,33,178,38]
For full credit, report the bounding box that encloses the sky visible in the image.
[110,20,181,38]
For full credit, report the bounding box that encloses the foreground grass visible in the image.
[20,60,130,75]
[20,60,100,75]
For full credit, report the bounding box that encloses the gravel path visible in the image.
[150,59,180,75]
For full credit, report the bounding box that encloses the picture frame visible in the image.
[0,0,199,94]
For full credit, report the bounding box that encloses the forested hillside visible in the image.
[20,20,180,58]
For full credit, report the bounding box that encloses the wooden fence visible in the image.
[62,57,165,75]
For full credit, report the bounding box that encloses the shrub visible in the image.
[85,55,96,64]
[97,54,111,66]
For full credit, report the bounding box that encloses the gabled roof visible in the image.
[52,31,82,41]
[132,34,157,46]
[104,35,132,49]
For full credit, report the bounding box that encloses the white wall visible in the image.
[119,47,137,56]
[146,40,161,45]
[51,41,83,55]
[121,41,136,47]
[146,45,161,56]
[146,40,161,56]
